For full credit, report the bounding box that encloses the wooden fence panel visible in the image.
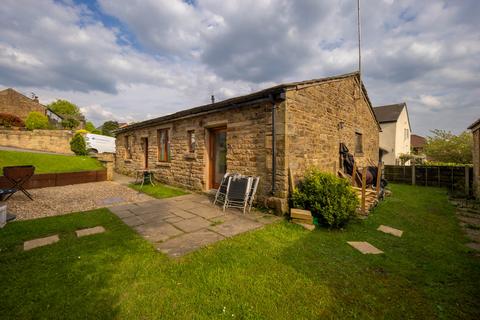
[384,165,473,196]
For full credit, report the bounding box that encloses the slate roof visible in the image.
[468,118,480,130]
[117,71,380,133]
[373,103,406,123]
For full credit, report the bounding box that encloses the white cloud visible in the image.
[0,0,478,135]
[419,95,441,108]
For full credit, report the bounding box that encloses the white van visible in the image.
[85,133,116,154]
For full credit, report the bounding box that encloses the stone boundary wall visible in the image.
[0,129,73,154]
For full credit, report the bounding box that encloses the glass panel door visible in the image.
[210,128,227,189]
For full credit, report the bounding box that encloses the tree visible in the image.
[61,117,80,129]
[70,132,87,155]
[85,121,95,132]
[85,121,101,134]
[47,99,81,116]
[25,112,49,130]
[424,129,473,164]
[101,120,119,136]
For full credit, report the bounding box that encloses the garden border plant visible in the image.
[292,169,359,228]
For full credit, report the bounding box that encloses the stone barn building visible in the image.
[115,72,380,209]
[469,118,480,198]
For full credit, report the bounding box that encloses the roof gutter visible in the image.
[269,91,285,196]
[270,94,277,196]
[115,95,278,135]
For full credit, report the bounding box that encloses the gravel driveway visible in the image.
[5,181,153,220]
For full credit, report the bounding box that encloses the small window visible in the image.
[124,135,131,159]
[188,130,196,153]
[157,128,170,162]
[404,128,409,140]
[355,132,363,154]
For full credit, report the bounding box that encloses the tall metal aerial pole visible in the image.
[357,0,362,82]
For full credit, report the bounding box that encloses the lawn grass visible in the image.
[0,150,103,174]
[129,182,189,199]
[0,184,479,319]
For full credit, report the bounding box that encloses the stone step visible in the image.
[290,208,312,220]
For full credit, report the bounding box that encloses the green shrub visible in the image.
[0,113,25,127]
[61,117,80,129]
[25,111,49,130]
[70,132,87,155]
[75,129,88,135]
[292,169,359,228]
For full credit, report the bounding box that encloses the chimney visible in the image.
[211,95,215,104]
[31,92,39,103]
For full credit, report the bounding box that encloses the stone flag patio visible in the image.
[109,193,281,257]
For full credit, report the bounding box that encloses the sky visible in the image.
[0,0,478,135]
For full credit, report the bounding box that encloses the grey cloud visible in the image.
[0,0,479,136]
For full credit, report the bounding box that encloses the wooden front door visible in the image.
[142,137,148,169]
[209,127,227,189]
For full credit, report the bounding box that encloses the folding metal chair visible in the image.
[213,172,232,211]
[2,166,35,200]
[225,175,253,214]
[246,176,260,213]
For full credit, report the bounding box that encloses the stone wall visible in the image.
[0,129,73,154]
[285,76,380,187]
[115,102,282,201]
[472,127,480,198]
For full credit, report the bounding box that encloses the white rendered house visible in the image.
[374,103,412,165]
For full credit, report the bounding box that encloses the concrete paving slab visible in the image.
[136,211,174,223]
[110,209,134,219]
[76,226,106,237]
[187,205,225,219]
[169,208,196,219]
[135,200,165,207]
[208,218,263,237]
[175,201,200,211]
[377,225,403,237]
[347,241,384,254]
[157,229,224,257]
[98,197,126,205]
[110,203,139,211]
[172,216,212,233]
[24,235,60,251]
[164,216,184,224]
[171,194,205,202]
[122,215,144,227]
[135,222,183,242]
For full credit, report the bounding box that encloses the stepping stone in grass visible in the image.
[377,225,403,237]
[347,241,383,254]
[24,235,60,251]
[76,226,106,238]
